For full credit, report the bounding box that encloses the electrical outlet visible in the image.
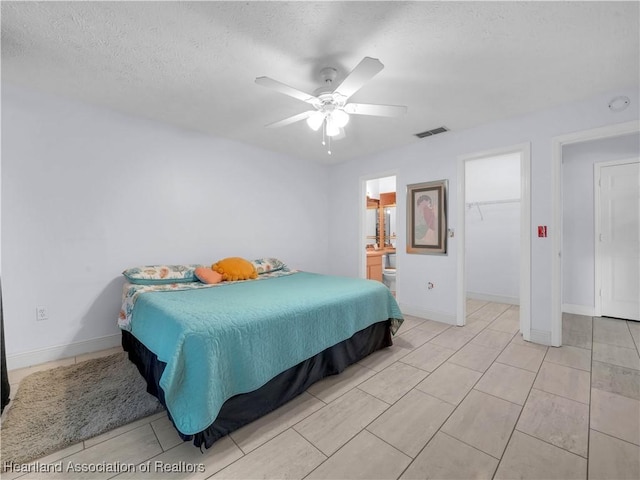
[36,306,49,321]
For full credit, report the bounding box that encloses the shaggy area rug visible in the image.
[1,352,164,467]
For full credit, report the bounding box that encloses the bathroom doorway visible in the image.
[363,175,397,295]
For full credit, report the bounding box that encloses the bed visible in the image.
[118,264,403,449]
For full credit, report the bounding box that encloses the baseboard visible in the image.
[398,303,457,325]
[7,333,121,371]
[562,303,596,317]
[529,328,552,346]
[467,291,519,306]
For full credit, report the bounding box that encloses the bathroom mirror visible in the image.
[384,206,396,246]
[365,191,396,248]
[365,208,378,246]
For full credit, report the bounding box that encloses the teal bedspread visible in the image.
[129,272,403,435]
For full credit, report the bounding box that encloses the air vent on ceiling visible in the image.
[415,126,449,138]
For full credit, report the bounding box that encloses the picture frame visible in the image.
[406,179,448,254]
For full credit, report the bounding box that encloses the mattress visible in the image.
[121,271,403,436]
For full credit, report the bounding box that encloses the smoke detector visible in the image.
[608,96,630,112]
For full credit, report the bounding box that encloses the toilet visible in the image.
[383,253,396,293]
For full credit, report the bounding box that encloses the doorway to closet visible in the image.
[457,144,531,339]
[465,153,521,304]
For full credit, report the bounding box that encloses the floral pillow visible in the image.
[122,264,202,285]
[251,258,286,275]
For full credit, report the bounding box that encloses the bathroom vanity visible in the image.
[366,248,396,282]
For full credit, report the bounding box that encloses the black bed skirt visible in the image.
[122,320,393,449]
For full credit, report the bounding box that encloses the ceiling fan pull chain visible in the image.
[321,120,331,154]
[322,120,326,146]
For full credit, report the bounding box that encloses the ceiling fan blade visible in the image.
[265,111,315,128]
[333,57,384,100]
[255,76,322,107]
[344,103,407,117]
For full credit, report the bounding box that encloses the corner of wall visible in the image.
[397,303,457,325]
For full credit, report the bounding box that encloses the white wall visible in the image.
[365,175,395,200]
[466,154,521,303]
[465,154,521,203]
[465,202,520,302]
[328,87,639,335]
[562,133,640,313]
[366,179,380,200]
[2,85,329,367]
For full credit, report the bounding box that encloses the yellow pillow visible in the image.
[212,257,258,282]
[194,267,223,285]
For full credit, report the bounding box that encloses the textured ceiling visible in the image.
[2,1,639,164]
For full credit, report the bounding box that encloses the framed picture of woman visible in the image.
[406,180,448,254]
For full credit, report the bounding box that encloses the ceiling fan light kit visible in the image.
[306,111,325,131]
[325,119,341,137]
[256,57,407,155]
[331,109,350,128]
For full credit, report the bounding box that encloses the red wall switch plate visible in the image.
[538,226,547,238]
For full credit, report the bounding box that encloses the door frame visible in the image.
[550,120,640,346]
[360,171,398,280]
[594,157,640,318]
[456,143,531,335]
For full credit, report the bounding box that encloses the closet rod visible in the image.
[466,198,520,207]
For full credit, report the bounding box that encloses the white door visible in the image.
[598,160,640,321]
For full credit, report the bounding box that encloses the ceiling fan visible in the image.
[255,57,407,154]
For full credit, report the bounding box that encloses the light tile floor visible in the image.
[4,302,640,479]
